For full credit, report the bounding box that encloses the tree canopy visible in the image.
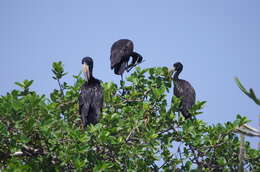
[0,62,259,171]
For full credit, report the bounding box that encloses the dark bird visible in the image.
[79,57,103,127]
[170,62,196,119]
[110,39,143,80]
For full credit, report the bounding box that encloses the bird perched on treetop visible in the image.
[170,62,196,119]
[110,39,143,80]
[79,57,103,127]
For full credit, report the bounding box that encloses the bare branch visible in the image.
[235,124,260,137]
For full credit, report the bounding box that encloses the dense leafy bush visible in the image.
[0,62,259,171]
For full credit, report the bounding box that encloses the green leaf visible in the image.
[235,77,260,105]
[15,82,24,88]
[52,61,66,80]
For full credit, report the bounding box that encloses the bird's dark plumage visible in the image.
[110,39,143,76]
[79,57,103,127]
[172,62,196,119]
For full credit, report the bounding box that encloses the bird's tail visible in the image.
[181,109,192,119]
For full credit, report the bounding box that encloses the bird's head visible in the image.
[168,62,183,77]
[82,57,93,81]
[173,62,183,72]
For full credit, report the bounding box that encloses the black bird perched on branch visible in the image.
[170,62,196,119]
[110,39,143,80]
[79,57,103,127]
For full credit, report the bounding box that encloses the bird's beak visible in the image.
[82,63,90,81]
[168,68,176,76]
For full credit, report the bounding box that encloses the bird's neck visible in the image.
[173,70,181,81]
[86,75,95,83]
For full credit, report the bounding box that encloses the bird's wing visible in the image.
[175,80,196,109]
[114,61,128,75]
[110,39,133,68]
[92,82,103,111]
[86,81,103,124]
[79,94,83,115]
[79,85,92,126]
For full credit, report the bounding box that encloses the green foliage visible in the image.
[235,77,260,105]
[15,80,34,96]
[52,61,67,80]
[0,63,259,171]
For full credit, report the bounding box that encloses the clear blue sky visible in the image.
[1,1,259,147]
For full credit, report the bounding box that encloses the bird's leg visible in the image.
[120,74,126,96]
[120,74,124,82]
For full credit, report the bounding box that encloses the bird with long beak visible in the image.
[168,68,175,79]
[82,57,93,82]
[110,39,143,81]
[169,62,196,119]
[79,57,103,128]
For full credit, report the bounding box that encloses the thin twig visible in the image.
[57,79,65,97]
[159,153,176,169]
[125,128,135,142]
[57,78,66,118]
[188,145,202,168]
[158,127,175,136]
[178,144,185,169]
